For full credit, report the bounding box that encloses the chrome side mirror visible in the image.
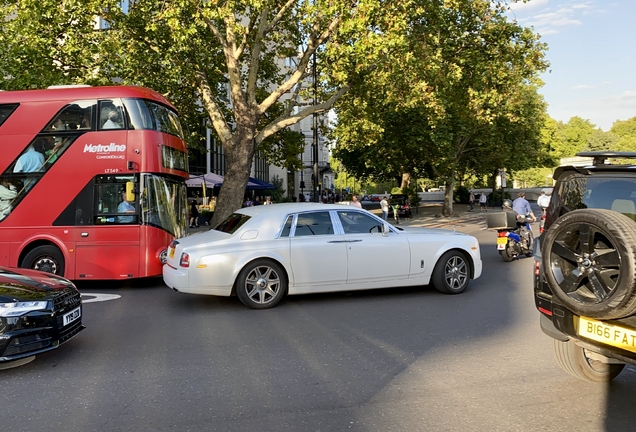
[382,223,390,237]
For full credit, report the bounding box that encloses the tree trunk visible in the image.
[209,131,256,227]
[442,176,454,216]
[400,173,411,190]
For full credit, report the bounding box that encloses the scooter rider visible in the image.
[512,192,536,223]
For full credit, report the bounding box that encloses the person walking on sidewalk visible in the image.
[380,196,389,221]
[392,202,400,224]
[479,192,487,212]
[189,199,200,228]
[468,191,475,212]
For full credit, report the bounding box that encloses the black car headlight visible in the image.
[0,301,49,318]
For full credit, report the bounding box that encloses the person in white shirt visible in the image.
[537,191,551,209]
[350,195,362,208]
[0,178,17,220]
[380,196,389,220]
[479,192,488,212]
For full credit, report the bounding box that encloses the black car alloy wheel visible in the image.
[542,209,636,319]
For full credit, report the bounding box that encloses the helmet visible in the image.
[503,199,513,209]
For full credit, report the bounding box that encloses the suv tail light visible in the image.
[539,214,546,234]
[534,259,541,276]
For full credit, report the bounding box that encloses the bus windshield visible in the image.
[142,174,188,238]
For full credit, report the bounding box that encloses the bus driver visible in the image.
[118,190,135,223]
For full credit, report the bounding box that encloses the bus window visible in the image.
[0,175,18,221]
[99,100,125,130]
[0,104,19,127]
[123,98,184,140]
[43,101,97,132]
[94,175,138,224]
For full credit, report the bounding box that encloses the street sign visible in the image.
[331,184,335,190]
[345,187,350,193]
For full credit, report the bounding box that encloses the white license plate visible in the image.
[63,307,81,326]
[578,316,636,354]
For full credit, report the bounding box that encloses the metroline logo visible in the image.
[83,143,126,153]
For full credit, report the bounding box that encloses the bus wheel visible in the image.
[23,246,65,276]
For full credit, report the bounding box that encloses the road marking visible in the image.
[81,293,121,303]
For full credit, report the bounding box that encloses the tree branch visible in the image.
[256,85,350,143]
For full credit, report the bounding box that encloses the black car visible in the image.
[534,151,636,382]
[388,194,413,219]
[0,266,83,365]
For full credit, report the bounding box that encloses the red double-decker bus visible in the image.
[0,85,188,279]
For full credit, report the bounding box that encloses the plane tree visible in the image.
[332,0,549,215]
[0,0,410,223]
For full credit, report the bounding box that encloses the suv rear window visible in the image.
[556,175,636,221]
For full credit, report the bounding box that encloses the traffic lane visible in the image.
[1,227,635,431]
[5,281,521,431]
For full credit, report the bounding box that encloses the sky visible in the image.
[508,0,636,131]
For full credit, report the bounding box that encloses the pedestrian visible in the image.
[537,191,551,209]
[468,191,475,212]
[189,199,200,228]
[392,202,400,224]
[350,195,362,208]
[479,192,487,212]
[380,196,389,221]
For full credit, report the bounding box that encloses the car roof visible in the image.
[235,202,365,217]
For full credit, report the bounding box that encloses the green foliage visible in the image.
[488,190,512,205]
[332,0,549,217]
[512,167,554,188]
[403,186,420,208]
[454,185,470,204]
[390,187,402,195]
[266,175,286,203]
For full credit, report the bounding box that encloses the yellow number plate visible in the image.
[169,247,175,259]
[496,237,508,244]
[577,316,636,354]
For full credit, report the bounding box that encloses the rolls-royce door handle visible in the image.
[81,232,89,237]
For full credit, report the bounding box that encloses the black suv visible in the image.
[388,194,413,219]
[535,152,636,382]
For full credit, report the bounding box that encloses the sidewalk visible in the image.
[188,202,490,234]
[368,202,487,229]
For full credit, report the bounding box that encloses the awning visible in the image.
[186,173,275,190]
[186,173,223,188]
[247,177,276,190]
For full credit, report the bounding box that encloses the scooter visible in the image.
[496,212,534,262]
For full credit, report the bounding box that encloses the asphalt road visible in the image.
[3,220,636,432]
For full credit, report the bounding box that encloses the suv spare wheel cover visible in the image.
[541,208,636,320]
